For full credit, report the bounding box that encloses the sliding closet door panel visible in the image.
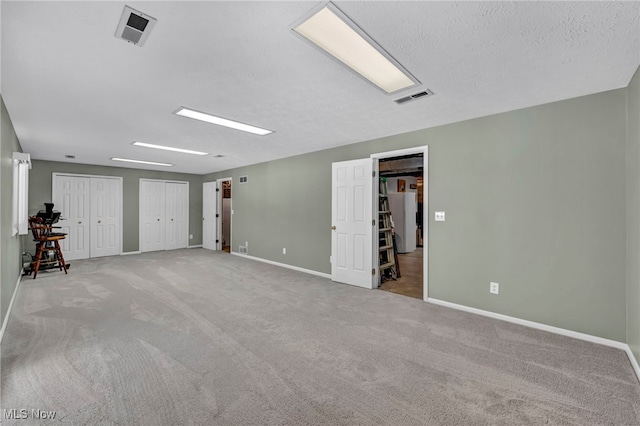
[90,178,121,257]
[52,175,90,261]
[165,182,189,250]
[174,183,189,249]
[140,180,166,252]
[165,182,178,250]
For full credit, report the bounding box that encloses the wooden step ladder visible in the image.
[378,178,398,281]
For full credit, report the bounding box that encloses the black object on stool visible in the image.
[28,203,69,278]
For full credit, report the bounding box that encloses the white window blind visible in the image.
[12,152,31,236]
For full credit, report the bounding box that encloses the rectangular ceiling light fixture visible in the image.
[111,157,173,167]
[292,2,419,94]
[132,141,208,156]
[174,107,273,136]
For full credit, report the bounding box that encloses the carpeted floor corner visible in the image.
[1,249,639,425]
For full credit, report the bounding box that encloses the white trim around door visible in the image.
[370,146,429,300]
[216,177,232,252]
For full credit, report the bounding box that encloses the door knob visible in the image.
[331,226,336,230]
[157,218,160,221]
[171,218,174,221]
[78,221,82,224]
[98,220,101,223]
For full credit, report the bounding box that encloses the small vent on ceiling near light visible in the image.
[394,89,434,105]
[239,176,248,184]
[65,155,76,159]
[213,154,225,158]
[115,6,157,47]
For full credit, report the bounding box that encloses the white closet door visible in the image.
[202,182,217,250]
[174,183,189,249]
[90,178,121,258]
[165,182,189,250]
[140,180,166,252]
[53,175,90,261]
[165,182,178,250]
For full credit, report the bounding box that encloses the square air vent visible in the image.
[115,6,156,47]
[239,176,248,184]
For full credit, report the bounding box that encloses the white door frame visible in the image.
[52,172,124,257]
[370,146,429,301]
[216,177,232,252]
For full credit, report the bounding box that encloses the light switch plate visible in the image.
[435,211,445,221]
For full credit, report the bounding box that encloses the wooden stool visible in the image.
[29,216,68,279]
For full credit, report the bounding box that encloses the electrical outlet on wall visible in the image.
[189,234,193,240]
[490,282,499,294]
[283,248,286,254]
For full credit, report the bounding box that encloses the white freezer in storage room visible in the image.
[387,192,417,253]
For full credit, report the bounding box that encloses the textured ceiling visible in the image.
[1,1,639,174]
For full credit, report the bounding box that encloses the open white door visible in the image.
[202,181,217,250]
[331,159,375,289]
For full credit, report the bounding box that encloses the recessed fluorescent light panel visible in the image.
[174,107,273,136]
[132,142,208,156]
[292,2,419,94]
[111,157,173,167]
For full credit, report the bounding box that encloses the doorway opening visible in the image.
[372,147,428,300]
[218,178,232,253]
[329,146,427,298]
[376,154,424,299]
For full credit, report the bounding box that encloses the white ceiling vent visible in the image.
[115,6,157,47]
[394,89,434,105]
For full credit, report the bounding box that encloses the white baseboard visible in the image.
[625,346,640,384]
[121,251,141,256]
[0,270,23,345]
[187,245,203,249]
[231,252,331,279]
[427,298,640,383]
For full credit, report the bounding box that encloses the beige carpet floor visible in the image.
[1,249,639,425]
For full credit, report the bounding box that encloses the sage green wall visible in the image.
[1,96,24,327]
[27,161,203,254]
[627,66,640,365]
[205,89,628,342]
